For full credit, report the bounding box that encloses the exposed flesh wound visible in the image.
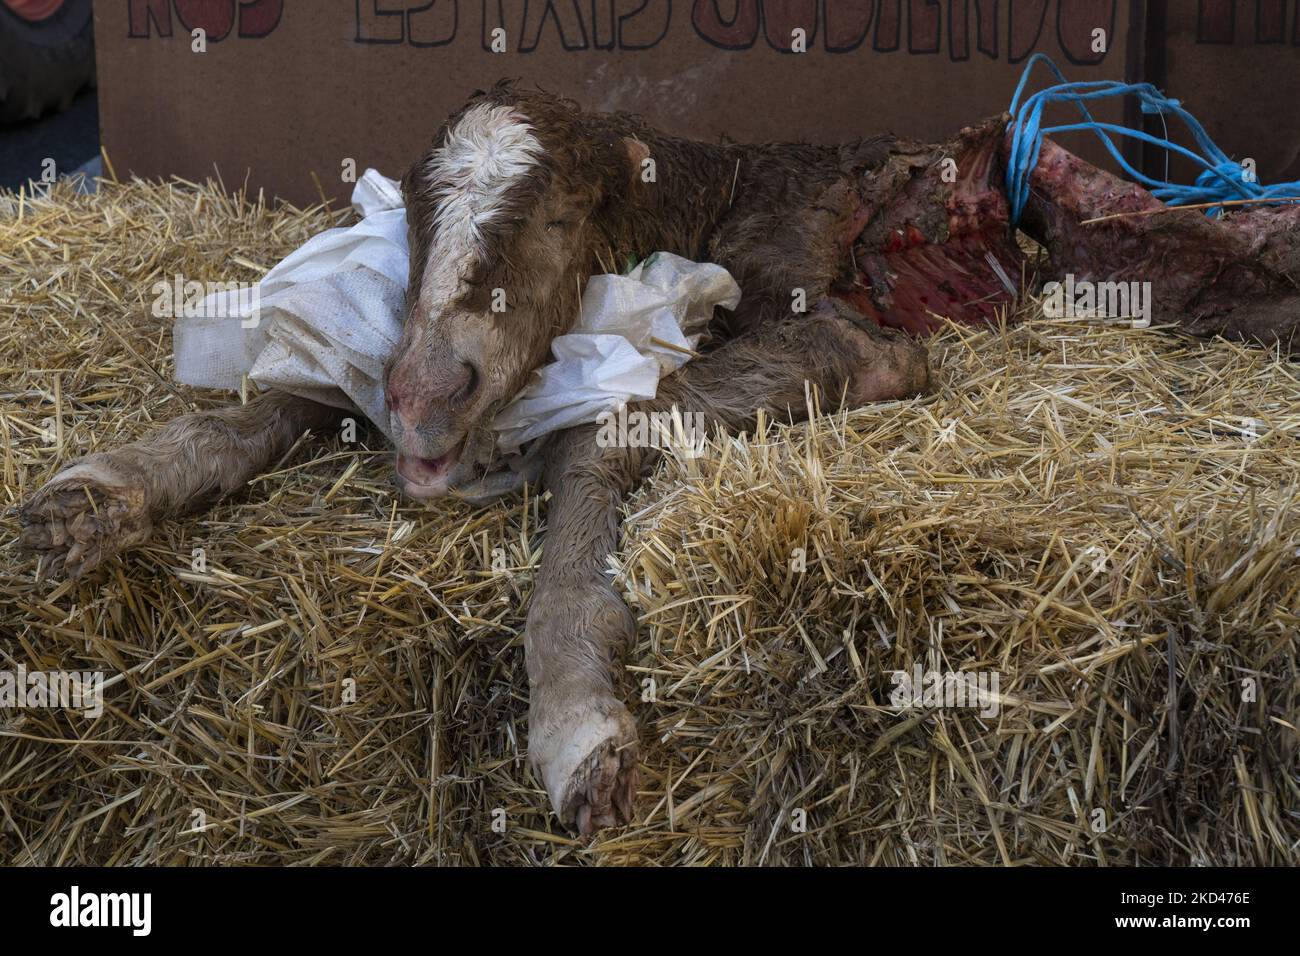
[832,118,1024,337]
[1012,136,1300,352]
[829,117,1300,353]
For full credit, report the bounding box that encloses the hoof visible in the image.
[531,697,639,836]
[17,458,152,580]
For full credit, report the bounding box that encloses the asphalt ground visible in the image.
[0,86,99,191]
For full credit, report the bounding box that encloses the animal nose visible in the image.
[386,360,479,426]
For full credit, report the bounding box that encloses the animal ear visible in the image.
[621,137,651,186]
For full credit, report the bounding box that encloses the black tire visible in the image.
[0,0,95,125]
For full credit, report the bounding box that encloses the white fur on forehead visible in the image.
[415,102,543,304]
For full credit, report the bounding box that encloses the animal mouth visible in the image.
[395,438,465,499]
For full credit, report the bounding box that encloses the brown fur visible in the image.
[382,82,923,501]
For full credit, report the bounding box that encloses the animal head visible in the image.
[383,82,653,499]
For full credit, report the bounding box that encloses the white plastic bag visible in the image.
[173,170,740,460]
[493,252,739,451]
[173,170,407,435]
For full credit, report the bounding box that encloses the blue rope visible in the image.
[1005,53,1300,225]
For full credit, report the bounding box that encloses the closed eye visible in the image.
[545,219,569,231]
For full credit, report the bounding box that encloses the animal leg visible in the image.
[526,299,928,834]
[18,390,346,579]
[1014,136,1300,352]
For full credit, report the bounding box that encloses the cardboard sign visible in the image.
[1153,1,1300,185]
[96,1,1140,205]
